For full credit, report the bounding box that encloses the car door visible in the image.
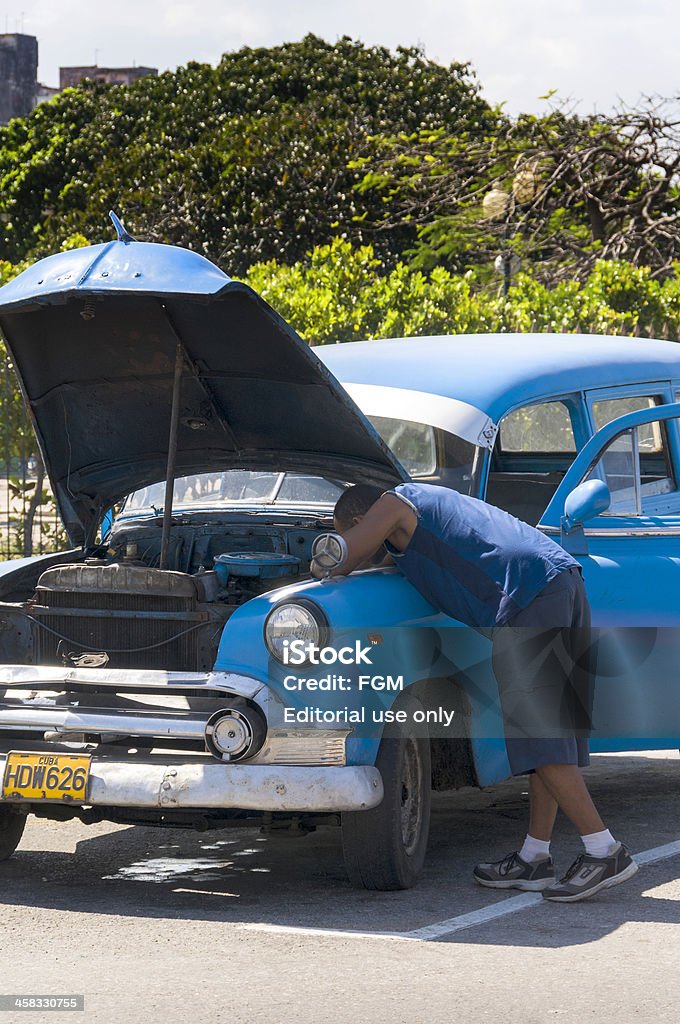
[538,402,680,752]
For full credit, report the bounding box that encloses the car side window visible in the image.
[498,401,576,453]
[586,421,676,514]
[487,399,578,525]
[592,395,661,446]
[592,393,657,421]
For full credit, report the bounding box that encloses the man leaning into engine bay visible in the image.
[310,481,639,903]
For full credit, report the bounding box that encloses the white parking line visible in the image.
[239,838,680,943]
[403,891,542,941]
[240,922,412,942]
[633,839,680,866]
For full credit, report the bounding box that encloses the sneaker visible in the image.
[473,851,556,891]
[542,843,639,903]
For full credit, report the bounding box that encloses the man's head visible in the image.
[333,484,385,532]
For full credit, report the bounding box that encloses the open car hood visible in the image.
[0,236,406,545]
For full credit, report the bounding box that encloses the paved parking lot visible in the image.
[1,751,679,1023]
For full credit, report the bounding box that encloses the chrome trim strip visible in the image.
[0,705,209,740]
[0,667,265,698]
[632,427,642,514]
[586,529,680,536]
[541,527,680,537]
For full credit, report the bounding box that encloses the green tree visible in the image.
[1,239,679,555]
[0,37,492,274]
[245,238,680,343]
[353,99,680,283]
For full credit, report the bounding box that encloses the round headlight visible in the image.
[265,600,327,663]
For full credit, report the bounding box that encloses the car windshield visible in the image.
[123,413,479,514]
[366,414,478,494]
[124,471,347,512]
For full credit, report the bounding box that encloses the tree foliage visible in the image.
[2,235,679,556]
[0,36,491,274]
[353,98,680,282]
[2,38,680,558]
[245,238,680,344]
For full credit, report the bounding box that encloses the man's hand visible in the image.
[310,558,329,580]
[309,533,349,579]
[313,492,416,579]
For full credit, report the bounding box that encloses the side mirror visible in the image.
[563,479,611,531]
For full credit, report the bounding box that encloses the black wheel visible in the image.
[341,695,431,890]
[0,805,26,860]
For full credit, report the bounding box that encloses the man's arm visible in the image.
[311,493,415,578]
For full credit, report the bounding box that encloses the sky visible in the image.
[2,0,679,114]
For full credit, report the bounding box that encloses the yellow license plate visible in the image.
[2,752,91,802]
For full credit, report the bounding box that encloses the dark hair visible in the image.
[334,484,385,529]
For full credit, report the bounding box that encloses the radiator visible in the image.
[30,563,203,671]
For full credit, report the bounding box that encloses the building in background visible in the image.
[59,65,158,89]
[0,36,157,125]
[36,82,59,105]
[0,33,38,124]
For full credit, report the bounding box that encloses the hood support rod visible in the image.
[159,340,184,571]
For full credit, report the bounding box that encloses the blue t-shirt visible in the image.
[386,482,578,628]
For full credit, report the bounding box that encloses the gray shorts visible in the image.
[491,566,594,776]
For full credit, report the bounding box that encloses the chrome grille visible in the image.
[30,564,202,671]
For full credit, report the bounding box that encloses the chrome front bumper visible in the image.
[0,755,384,813]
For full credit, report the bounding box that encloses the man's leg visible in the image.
[472,772,560,891]
[532,765,602,835]
[495,571,604,837]
[528,771,560,841]
[535,761,639,901]
[479,570,637,897]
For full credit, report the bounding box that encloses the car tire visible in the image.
[0,806,27,860]
[341,695,431,891]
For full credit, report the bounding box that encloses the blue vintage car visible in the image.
[0,227,679,889]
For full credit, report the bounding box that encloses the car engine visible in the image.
[0,513,327,672]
